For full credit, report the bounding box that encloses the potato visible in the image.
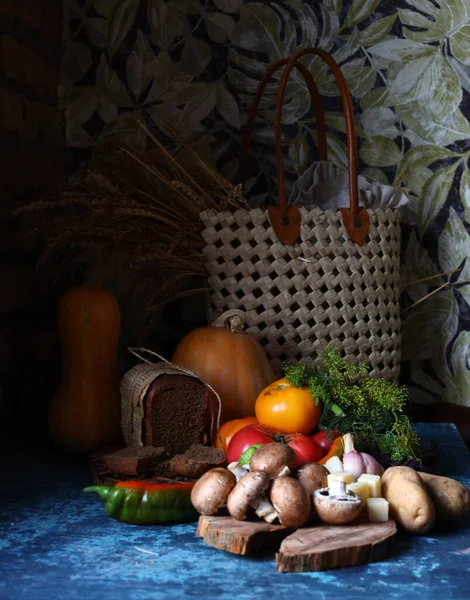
[381,466,435,534]
[418,471,470,523]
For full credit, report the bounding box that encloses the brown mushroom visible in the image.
[270,476,311,528]
[249,443,296,478]
[227,470,277,522]
[296,462,329,496]
[313,480,363,525]
[190,467,236,515]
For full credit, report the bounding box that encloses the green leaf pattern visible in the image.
[61,0,470,407]
[107,0,140,61]
[417,162,461,238]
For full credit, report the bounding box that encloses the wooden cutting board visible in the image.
[197,515,397,572]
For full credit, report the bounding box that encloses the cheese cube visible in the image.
[347,481,370,504]
[357,474,381,497]
[328,472,356,487]
[367,498,389,522]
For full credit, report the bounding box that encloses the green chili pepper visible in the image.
[83,481,198,525]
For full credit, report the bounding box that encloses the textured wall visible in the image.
[0,0,66,430]
[61,0,470,407]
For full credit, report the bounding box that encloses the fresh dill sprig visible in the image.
[283,346,420,462]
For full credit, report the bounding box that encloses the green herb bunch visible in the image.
[283,346,420,462]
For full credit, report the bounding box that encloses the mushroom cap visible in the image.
[296,462,329,496]
[227,470,271,520]
[313,486,363,525]
[249,442,296,478]
[270,476,311,528]
[190,467,236,516]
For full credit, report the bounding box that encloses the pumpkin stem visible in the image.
[211,309,246,333]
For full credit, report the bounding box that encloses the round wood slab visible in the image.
[276,518,397,572]
[197,515,289,556]
[197,515,397,572]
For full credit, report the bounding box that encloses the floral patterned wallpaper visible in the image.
[61,0,470,408]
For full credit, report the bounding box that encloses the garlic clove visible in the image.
[324,455,343,474]
[342,450,364,479]
[360,452,384,476]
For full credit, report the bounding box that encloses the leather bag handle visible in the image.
[241,48,369,246]
[238,57,328,186]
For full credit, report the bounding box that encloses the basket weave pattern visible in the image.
[201,206,401,380]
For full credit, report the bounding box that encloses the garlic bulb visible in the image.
[342,434,384,478]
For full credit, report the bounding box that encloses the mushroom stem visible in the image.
[227,470,272,521]
[252,496,278,523]
[277,466,291,477]
[329,479,348,495]
[228,462,249,481]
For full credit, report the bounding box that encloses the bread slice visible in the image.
[143,374,209,456]
[169,444,226,478]
[102,446,166,476]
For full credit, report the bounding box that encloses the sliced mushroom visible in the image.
[249,443,296,478]
[296,462,329,496]
[313,480,363,525]
[270,476,311,528]
[227,470,277,523]
[190,467,236,515]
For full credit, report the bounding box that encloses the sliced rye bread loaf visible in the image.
[143,374,210,457]
[169,444,226,478]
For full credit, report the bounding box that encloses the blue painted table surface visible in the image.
[1,424,470,600]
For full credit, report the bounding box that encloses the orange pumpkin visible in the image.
[48,286,122,453]
[172,310,276,422]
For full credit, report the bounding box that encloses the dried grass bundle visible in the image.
[18,120,248,342]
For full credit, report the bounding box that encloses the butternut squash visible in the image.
[49,286,122,453]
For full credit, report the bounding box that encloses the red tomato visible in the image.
[226,424,274,464]
[227,425,324,467]
[284,434,324,467]
[213,417,259,453]
[311,430,341,453]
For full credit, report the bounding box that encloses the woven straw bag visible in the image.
[200,48,401,381]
